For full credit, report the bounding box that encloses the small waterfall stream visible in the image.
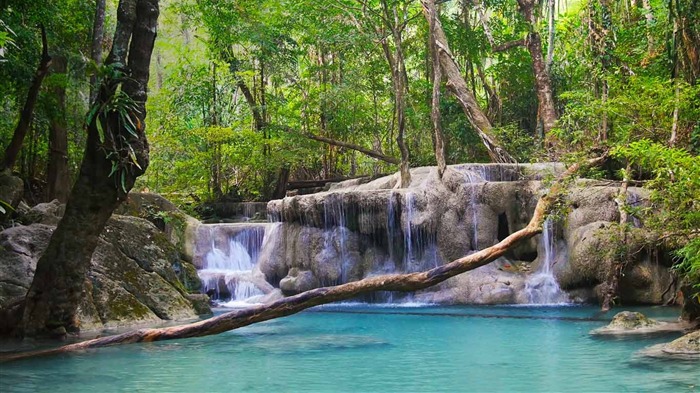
[464,165,487,251]
[525,219,569,304]
[196,224,272,305]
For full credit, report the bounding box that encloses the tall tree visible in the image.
[46,55,70,202]
[22,0,159,337]
[420,1,515,163]
[422,0,446,177]
[1,25,51,171]
[90,0,107,103]
[516,0,558,138]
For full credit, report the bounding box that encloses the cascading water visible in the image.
[464,168,484,251]
[525,219,569,304]
[196,224,271,305]
[321,194,350,285]
[403,192,415,268]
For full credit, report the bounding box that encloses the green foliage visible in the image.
[89,64,142,193]
[674,238,700,291]
[613,140,700,286]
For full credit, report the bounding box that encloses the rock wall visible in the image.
[259,164,677,305]
[0,198,209,335]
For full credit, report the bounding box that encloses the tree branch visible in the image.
[492,39,526,53]
[305,133,400,165]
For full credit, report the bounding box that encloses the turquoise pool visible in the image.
[1,305,697,392]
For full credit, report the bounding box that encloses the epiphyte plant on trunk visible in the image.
[87,63,144,193]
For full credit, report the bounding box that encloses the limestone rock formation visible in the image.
[259,164,675,306]
[116,192,201,263]
[640,330,700,360]
[591,311,659,334]
[0,213,209,335]
[662,330,700,355]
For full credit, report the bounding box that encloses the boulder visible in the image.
[588,311,690,335]
[115,192,201,263]
[0,215,210,335]
[661,330,700,355]
[20,199,65,225]
[0,170,23,222]
[639,330,700,360]
[280,269,320,295]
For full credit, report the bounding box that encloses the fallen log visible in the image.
[0,157,604,362]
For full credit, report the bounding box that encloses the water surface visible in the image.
[1,305,697,392]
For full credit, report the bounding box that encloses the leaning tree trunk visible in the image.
[2,25,51,171]
[22,0,159,338]
[420,2,515,164]
[0,156,606,361]
[47,55,71,203]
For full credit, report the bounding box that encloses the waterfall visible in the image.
[321,193,350,285]
[525,219,569,304]
[403,192,415,269]
[196,224,271,304]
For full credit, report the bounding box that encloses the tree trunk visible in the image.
[598,0,613,141]
[420,2,515,164]
[380,1,411,188]
[517,0,558,138]
[669,81,680,146]
[90,0,107,103]
[423,0,446,178]
[47,55,71,203]
[602,163,631,311]
[546,0,556,73]
[22,0,159,338]
[641,0,654,53]
[1,157,605,361]
[2,25,51,172]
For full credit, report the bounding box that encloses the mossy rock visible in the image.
[662,330,700,355]
[0,215,210,336]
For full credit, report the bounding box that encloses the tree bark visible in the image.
[305,133,400,165]
[90,0,107,103]
[420,3,515,164]
[379,1,411,188]
[47,55,71,203]
[517,0,558,138]
[423,0,446,178]
[2,25,52,171]
[669,81,680,146]
[546,0,556,73]
[0,156,605,361]
[492,39,526,53]
[21,0,159,338]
